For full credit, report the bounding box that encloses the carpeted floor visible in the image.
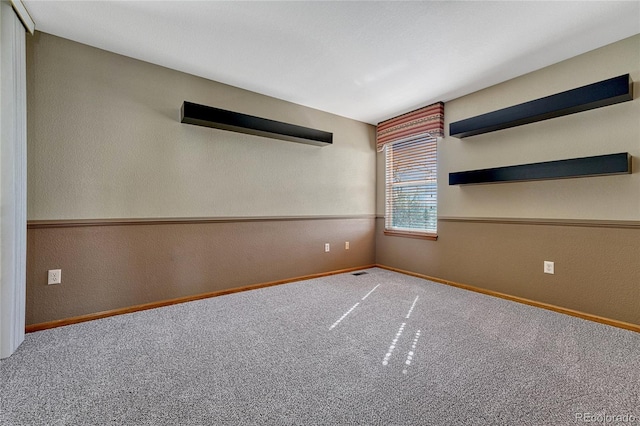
[1,267,638,425]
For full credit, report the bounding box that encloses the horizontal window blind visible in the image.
[378,101,443,237]
[385,135,437,235]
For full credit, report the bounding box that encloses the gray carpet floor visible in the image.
[1,267,638,425]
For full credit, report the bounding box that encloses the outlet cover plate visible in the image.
[543,261,554,275]
[48,269,62,285]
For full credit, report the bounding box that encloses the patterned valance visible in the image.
[376,102,444,151]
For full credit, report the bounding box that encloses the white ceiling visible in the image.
[23,1,640,125]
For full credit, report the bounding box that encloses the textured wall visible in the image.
[26,31,640,327]
[25,32,377,325]
[27,33,376,220]
[376,219,640,325]
[27,218,375,325]
[442,34,640,220]
[377,35,640,218]
[376,35,640,326]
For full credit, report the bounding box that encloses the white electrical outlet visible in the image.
[48,269,62,285]
[543,261,554,275]
[345,241,350,250]
[324,243,330,252]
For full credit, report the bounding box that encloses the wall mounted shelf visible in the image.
[449,153,631,185]
[180,101,333,146]
[449,74,633,138]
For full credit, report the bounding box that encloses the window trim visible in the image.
[383,229,438,240]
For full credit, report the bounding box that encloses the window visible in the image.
[377,102,443,240]
[385,135,437,238]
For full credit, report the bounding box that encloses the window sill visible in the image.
[383,230,438,240]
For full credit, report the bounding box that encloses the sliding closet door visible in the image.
[0,0,27,359]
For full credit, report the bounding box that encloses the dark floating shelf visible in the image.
[449,74,633,138]
[449,153,631,185]
[180,101,333,146]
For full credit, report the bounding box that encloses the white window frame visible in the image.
[384,134,438,240]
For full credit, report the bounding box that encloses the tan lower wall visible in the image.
[26,217,375,325]
[375,218,640,326]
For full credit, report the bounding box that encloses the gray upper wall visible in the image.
[377,34,640,221]
[26,32,376,220]
[27,32,640,222]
